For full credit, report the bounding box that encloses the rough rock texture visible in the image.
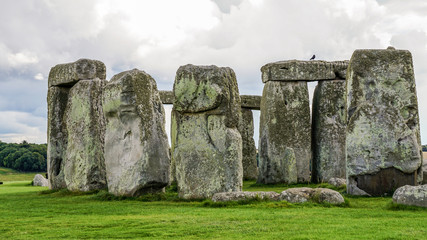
[212,191,280,202]
[261,60,348,83]
[103,69,170,196]
[33,174,48,187]
[48,59,106,87]
[423,160,427,184]
[159,90,174,105]
[328,178,346,187]
[238,108,258,180]
[63,79,107,191]
[346,48,422,196]
[47,86,69,189]
[258,81,310,184]
[312,80,346,182]
[279,187,345,204]
[171,64,243,199]
[240,95,261,110]
[392,185,427,208]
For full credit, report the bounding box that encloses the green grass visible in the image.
[0,167,44,181]
[0,180,426,239]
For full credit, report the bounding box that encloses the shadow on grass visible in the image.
[386,202,427,211]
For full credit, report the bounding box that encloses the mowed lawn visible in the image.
[0,171,426,239]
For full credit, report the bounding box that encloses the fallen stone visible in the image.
[279,187,345,204]
[63,79,107,191]
[328,178,346,188]
[346,48,422,196]
[258,81,310,184]
[238,108,258,180]
[103,69,170,196]
[261,60,348,83]
[47,86,69,190]
[33,174,48,187]
[172,64,242,199]
[392,185,427,208]
[311,80,346,182]
[240,95,261,110]
[48,58,106,87]
[212,191,280,202]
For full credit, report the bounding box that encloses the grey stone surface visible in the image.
[261,60,348,83]
[279,187,345,204]
[171,64,242,199]
[212,191,280,202]
[392,185,427,208]
[103,69,170,196]
[312,80,346,183]
[258,81,311,184]
[423,160,427,184]
[48,59,106,87]
[159,90,174,105]
[346,48,422,196]
[328,178,346,187]
[238,108,258,180]
[33,174,48,187]
[63,79,107,191]
[240,95,261,110]
[47,86,69,190]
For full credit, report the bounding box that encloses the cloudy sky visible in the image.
[0,0,427,145]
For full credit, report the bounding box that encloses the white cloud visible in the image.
[34,73,44,81]
[0,111,46,143]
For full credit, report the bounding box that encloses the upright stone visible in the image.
[171,64,243,199]
[103,69,170,196]
[346,48,422,196]
[64,79,107,191]
[312,80,347,182]
[238,108,258,180]
[47,58,107,190]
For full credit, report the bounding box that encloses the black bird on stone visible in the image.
[310,55,315,60]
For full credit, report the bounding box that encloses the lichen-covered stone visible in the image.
[392,185,427,208]
[159,90,174,105]
[238,108,258,180]
[212,191,280,202]
[240,95,261,110]
[312,80,346,183]
[63,79,107,191]
[346,48,422,196]
[33,174,48,187]
[103,69,170,196]
[48,59,106,87]
[279,187,345,204]
[258,81,311,183]
[47,86,69,190]
[171,64,242,199]
[328,178,346,188]
[261,60,348,83]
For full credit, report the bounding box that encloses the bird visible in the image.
[310,55,315,60]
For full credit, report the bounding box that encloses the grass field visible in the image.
[0,167,44,182]
[0,169,426,239]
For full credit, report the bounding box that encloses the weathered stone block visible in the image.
[258,81,311,183]
[279,187,345,204]
[261,60,348,83]
[392,184,427,208]
[33,174,48,187]
[240,95,261,110]
[212,191,280,202]
[172,64,242,199]
[312,80,346,183]
[238,108,258,180]
[64,79,107,191]
[47,86,69,190]
[346,48,422,196]
[159,90,174,105]
[48,59,106,87]
[103,69,170,196]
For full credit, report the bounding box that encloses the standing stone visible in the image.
[33,174,49,187]
[312,80,346,183]
[238,108,258,180]
[346,48,422,196]
[47,58,107,190]
[103,69,170,196]
[47,87,69,189]
[258,80,310,183]
[171,64,243,199]
[64,79,107,191]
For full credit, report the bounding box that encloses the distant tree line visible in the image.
[423,145,427,152]
[0,140,47,172]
